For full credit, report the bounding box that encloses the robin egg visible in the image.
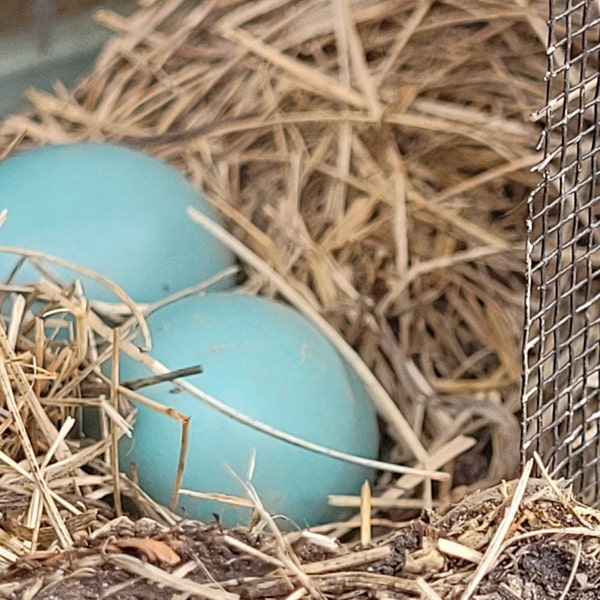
[0,142,235,302]
[118,292,380,527]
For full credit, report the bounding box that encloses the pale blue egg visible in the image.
[118,293,380,527]
[0,143,235,302]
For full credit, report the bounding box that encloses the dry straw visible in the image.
[0,0,581,597]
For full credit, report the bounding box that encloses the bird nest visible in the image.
[1,0,595,598]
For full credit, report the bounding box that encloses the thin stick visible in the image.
[111,328,122,517]
[0,245,151,349]
[120,331,445,479]
[222,28,366,110]
[122,365,204,391]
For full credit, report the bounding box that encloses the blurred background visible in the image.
[0,0,135,117]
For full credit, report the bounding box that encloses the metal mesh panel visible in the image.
[523,1,600,504]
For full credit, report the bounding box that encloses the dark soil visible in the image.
[3,480,600,599]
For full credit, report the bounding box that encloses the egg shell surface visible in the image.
[0,143,235,302]
[118,293,380,527]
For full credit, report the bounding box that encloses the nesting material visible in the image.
[4,461,600,600]
[0,0,563,596]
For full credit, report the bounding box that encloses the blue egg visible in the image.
[0,143,235,302]
[118,293,380,527]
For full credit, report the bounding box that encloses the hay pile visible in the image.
[0,0,568,597]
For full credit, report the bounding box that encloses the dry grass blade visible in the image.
[110,328,122,517]
[416,577,444,600]
[187,206,429,462]
[107,553,238,600]
[225,467,324,600]
[0,245,151,349]
[223,534,286,568]
[0,329,73,548]
[533,451,593,528]
[301,546,390,575]
[115,315,444,479]
[328,495,438,510]
[437,538,482,565]
[360,480,372,547]
[460,459,534,599]
[221,28,367,110]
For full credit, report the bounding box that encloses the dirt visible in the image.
[477,537,600,599]
[2,480,600,599]
[2,521,274,599]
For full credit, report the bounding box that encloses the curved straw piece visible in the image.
[85,306,442,481]
[0,245,151,350]
[187,206,429,464]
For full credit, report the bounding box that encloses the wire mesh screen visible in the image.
[523,1,600,503]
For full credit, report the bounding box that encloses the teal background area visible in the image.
[0,2,137,118]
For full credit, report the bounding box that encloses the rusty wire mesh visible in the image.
[523,0,600,504]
